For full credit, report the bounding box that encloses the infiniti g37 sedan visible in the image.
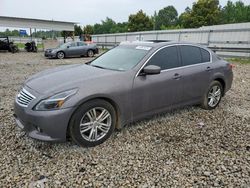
[14,41,233,147]
[44,41,99,59]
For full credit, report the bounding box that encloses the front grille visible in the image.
[16,88,36,107]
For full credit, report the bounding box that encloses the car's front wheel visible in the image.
[69,99,116,147]
[57,51,65,59]
[201,80,223,110]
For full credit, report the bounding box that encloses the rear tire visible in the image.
[87,50,94,57]
[201,80,223,110]
[69,99,116,147]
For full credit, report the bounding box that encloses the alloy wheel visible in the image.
[208,85,221,108]
[79,107,112,142]
[88,50,94,57]
[57,52,64,59]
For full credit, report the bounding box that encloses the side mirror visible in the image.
[141,65,161,75]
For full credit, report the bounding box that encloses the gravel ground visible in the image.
[0,52,249,187]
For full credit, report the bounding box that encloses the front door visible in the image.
[132,46,183,120]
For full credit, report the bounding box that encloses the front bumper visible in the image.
[14,100,76,142]
[44,51,57,58]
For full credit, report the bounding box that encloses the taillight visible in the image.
[228,63,235,69]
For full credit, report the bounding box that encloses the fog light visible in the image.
[36,126,42,133]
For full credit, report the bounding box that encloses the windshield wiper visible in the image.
[90,64,123,71]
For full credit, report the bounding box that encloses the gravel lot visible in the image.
[0,52,249,187]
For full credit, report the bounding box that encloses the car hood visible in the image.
[25,64,119,95]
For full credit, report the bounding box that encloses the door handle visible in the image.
[206,66,213,72]
[173,73,182,80]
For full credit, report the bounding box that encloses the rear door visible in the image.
[132,46,183,119]
[179,45,212,102]
[77,42,88,55]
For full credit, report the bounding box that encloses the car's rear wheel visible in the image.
[87,50,94,57]
[57,51,65,59]
[201,80,223,110]
[69,99,116,147]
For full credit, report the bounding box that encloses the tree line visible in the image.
[80,0,250,36]
[0,0,249,38]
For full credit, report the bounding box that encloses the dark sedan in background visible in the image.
[15,41,233,147]
[45,41,99,59]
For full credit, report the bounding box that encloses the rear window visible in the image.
[201,48,210,62]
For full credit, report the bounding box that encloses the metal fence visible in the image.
[8,37,43,44]
[92,22,250,58]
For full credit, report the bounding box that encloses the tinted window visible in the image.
[147,46,180,70]
[69,42,76,47]
[77,42,86,46]
[180,46,202,66]
[201,48,210,62]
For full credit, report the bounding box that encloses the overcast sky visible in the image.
[1,0,250,25]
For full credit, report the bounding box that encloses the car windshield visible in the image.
[90,46,150,71]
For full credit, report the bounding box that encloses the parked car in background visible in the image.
[14,41,233,147]
[44,41,99,59]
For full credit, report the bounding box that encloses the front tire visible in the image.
[69,99,116,147]
[201,80,223,110]
[57,51,65,59]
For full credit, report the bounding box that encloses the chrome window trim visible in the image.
[135,43,212,77]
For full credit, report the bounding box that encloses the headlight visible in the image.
[34,89,78,111]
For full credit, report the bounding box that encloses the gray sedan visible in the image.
[44,41,99,59]
[14,41,233,147]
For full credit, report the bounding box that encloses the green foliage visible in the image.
[16,43,44,49]
[179,7,192,28]
[0,29,61,39]
[0,29,23,37]
[74,25,83,36]
[61,31,73,38]
[179,0,221,28]
[34,30,61,38]
[92,17,126,34]
[221,1,250,23]
[228,58,250,64]
[83,25,94,35]
[155,6,178,30]
[128,10,153,32]
[160,25,183,30]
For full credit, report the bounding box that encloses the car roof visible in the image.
[119,41,207,49]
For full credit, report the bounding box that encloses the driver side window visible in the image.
[147,46,180,70]
[69,42,76,47]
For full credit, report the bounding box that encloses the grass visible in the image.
[15,43,44,49]
[227,58,250,65]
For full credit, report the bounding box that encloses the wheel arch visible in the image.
[66,96,122,140]
[214,77,226,96]
[57,50,65,57]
